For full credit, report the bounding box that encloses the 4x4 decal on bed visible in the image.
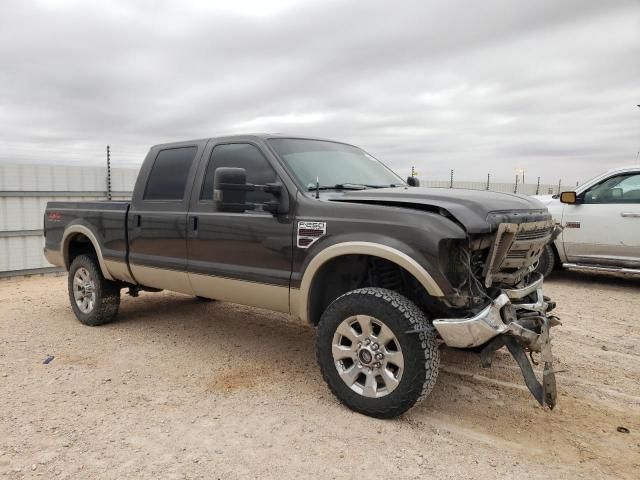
[297,221,326,248]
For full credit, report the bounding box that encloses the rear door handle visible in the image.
[192,216,199,231]
[621,212,640,218]
[134,214,141,228]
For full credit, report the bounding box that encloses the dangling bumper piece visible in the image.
[431,272,559,409]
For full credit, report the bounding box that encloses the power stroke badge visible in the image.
[297,221,326,248]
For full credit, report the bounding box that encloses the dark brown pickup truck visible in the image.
[44,134,559,418]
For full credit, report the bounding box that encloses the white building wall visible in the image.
[0,164,137,276]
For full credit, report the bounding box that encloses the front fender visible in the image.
[291,237,447,323]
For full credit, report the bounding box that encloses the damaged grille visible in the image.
[515,227,552,241]
[483,220,554,287]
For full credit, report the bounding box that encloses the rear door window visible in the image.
[144,147,197,200]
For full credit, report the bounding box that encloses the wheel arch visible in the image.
[292,241,445,325]
[549,240,562,267]
[62,225,114,280]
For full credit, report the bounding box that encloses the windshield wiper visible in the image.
[307,182,402,191]
[307,183,368,191]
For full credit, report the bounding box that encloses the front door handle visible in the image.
[134,214,141,228]
[621,212,640,218]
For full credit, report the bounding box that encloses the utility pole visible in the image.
[449,169,454,188]
[106,145,112,201]
[557,178,562,195]
[411,166,416,177]
[636,105,640,164]
[514,174,519,194]
[536,176,541,195]
[486,173,490,191]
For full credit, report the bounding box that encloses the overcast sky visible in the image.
[0,0,638,183]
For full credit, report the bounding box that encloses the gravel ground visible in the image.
[1,271,639,479]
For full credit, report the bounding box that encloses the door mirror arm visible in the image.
[261,183,289,215]
[213,167,289,214]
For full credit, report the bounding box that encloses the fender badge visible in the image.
[297,221,326,248]
[565,222,581,229]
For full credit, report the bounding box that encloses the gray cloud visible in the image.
[0,0,638,184]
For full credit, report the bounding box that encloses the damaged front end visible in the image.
[433,218,562,408]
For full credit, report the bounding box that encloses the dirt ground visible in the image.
[1,271,639,479]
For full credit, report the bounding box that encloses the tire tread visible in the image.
[316,287,439,418]
[68,254,120,326]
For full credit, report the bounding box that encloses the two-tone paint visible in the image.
[45,134,551,324]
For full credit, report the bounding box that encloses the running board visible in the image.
[563,263,640,275]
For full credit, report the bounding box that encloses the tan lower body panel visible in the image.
[289,288,301,318]
[44,248,64,268]
[104,259,135,284]
[130,264,194,295]
[189,272,290,314]
[129,263,291,313]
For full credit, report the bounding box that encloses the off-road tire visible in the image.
[316,287,440,418]
[68,254,121,326]
[534,244,556,278]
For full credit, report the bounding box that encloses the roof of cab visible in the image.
[150,133,357,150]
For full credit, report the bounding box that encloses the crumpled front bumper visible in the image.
[432,272,547,349]
[432,272,559,408]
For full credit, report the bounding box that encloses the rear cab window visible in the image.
[144,147,198,201]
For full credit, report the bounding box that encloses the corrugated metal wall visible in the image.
[0,163,572,277]
[0,164,137,276]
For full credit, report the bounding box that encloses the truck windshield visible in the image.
[268,138,404,190]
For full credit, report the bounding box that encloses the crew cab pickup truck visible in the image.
[44,135,560,418]
[534,166,640,277]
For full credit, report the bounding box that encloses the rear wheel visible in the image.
[534,244,556,278]
[316,287,439,418]
[68,254,121,326]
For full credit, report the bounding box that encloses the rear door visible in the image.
[128,142,205,293]
[562,170,640,267]
[186,140,295,312]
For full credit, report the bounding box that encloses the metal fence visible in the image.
[420,179,573,195]
[0,163,574,277]
[0,164,136,277]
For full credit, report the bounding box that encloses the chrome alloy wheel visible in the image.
[332,315,404,398]
[73,267,96,314]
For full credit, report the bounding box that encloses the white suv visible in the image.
[534,166,640,277]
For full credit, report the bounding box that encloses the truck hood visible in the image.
[329,187,550,234]
[531,194,558,206]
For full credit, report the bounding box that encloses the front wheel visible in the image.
[68,254,121,326]
[316,287,440,418]
[534,244,556,278]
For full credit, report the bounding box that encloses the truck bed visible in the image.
[44,201,130,271]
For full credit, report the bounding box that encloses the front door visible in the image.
[186,141,295,312]
[562,171,640,268]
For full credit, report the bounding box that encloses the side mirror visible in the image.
[213,167,252,212]
[213,167,289,215]
[559,191,577,204]
[407,176,420,187]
